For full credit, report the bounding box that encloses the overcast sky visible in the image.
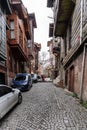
[22,0,53,57]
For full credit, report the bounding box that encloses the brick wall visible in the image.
[67,50,87,100]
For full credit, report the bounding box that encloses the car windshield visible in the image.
[15,75,26,81]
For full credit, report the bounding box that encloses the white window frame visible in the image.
[10,21,15,39]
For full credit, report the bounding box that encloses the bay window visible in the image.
[10,20,15,39]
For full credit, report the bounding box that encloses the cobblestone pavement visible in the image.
[0,82,87,130]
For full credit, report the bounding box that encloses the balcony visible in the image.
[8,35,28,61]
[10,43,28,62]
[24,19,31,39]
[54,0,75,37]
[11,0,27,19]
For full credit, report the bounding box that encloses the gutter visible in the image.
[79,0,86,101]
[80,0,83,45]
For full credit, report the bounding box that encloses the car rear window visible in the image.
[15,75,26,81]
[0,86,12,97]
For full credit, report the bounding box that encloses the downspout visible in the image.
[80,44,86,101]
[79,0,84,101]
[80,0,83,45]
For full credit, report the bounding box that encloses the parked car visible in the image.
[0,84,22,119]
[37,75,42,82]
[11,73,32,91]
[31,73,38,83]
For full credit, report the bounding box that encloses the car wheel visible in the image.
[18,94,22,104]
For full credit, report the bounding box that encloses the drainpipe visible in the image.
[80,0,83,45]
[79,0,83,101]
[80,44,86,101]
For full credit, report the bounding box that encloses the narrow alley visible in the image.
[0,82,87,130]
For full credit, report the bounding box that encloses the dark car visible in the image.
[11,73,32,91]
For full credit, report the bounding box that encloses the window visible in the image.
[28,40,31,48]
[0,86,12,97]
[10,21,15,39]
[15,75,26,81]
[0,8,7,58]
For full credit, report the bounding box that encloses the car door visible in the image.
[6,88,18,110]
[0,86,10,118]
[0,95,8,119]
[0,86,18,119]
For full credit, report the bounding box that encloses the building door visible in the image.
[69,66,74,92]
[0,73,5,84]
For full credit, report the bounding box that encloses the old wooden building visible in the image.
[0,0,12,84]
[47,0,87,101]
[0,0,38,85]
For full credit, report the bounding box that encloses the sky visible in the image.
[22,0,53,59]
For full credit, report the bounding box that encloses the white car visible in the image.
[31,73,38,83]
[0,84,22,119]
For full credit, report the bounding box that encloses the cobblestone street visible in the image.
[0,82,87,130]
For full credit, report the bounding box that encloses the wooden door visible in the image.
[69,66,74,92]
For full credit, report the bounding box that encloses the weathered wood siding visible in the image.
[71,0,81,47]
[0,8,6,60]
[71,0,87,46]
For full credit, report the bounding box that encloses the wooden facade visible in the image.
[0,0,12,84]
[0,0,39,85]
[6,0,29,85]
[28,13,37,73]
[47,0,87,100]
